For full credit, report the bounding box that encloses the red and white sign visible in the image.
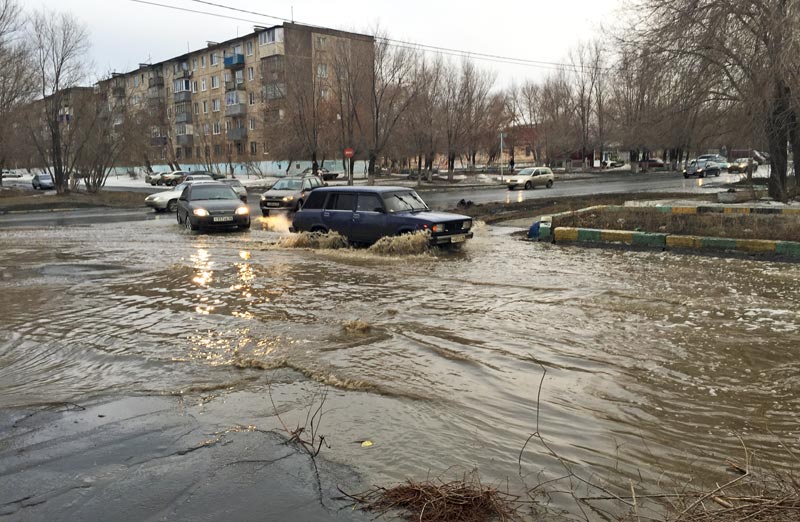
[344,147,354,158]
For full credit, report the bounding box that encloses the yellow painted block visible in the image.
[666,235,702,248]
[671,207,697,214]
[554,227,579,242]
[736,239,777,253]
[600,230,633,243]
[781,208,800,215]
[723,207,751,214]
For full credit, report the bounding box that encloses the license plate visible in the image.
[450,234,466,243]
[213,216,233,222]
[266,202,280,207]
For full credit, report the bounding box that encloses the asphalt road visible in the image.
[0,171,739,228]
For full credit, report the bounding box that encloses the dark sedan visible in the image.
[291,186,473,246]
[176,182,251,231]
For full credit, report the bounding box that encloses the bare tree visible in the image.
[569,42,601,169]
[28,9,89,193]
[0,0,34,185]
[368,31,418,184]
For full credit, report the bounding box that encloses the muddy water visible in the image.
[1,216,798,515]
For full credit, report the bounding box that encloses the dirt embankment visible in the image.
[0,188,146,212]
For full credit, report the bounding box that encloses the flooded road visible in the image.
[1,216,798,517]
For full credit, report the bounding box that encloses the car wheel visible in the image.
[176,211,182,224]
[261,209,269,217]
[524,181,532,190]
[699,172,706,178]
[239,220,251,230]
[310,226,328,234]
[715,170,721,177]
[166,199,177,212]
[507,185,515,191]
[184,214,197,231]
[683,173,690,179]
[545,179,553,188]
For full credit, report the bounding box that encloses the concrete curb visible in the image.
[534,204,800,259]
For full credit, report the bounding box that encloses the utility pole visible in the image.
[499,132,506,181]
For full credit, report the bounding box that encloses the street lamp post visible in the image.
[499,132,507,181]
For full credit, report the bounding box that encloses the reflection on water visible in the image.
[0,220,798,516]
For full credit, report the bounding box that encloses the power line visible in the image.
[128,0,608,72]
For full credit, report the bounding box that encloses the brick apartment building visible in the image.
[97,23,374,171]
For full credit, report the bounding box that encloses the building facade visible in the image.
[97,23,374,172]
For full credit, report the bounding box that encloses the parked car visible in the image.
[728,158,756,174]
[1,169,22,178]
[161,170,188,186]
[176,182,251,231]
[145,171,168,185]
[182,174,214,183]
[259,175,326,215]
[144,180,215,212]
[638,158,665,170]
[291,186,473,247]
[602,159,625,168]
[32,173,54,190]
[189,170,226,180]
[683,159,721,178]
[221,179,247,202]
[302,167,339,181]
[506,167,554,190]
[697,154,729,170]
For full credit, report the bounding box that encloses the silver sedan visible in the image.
[144,180,214,212]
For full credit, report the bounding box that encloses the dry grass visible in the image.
[342,472,520,522]
[0,189,146,210]
[457,192,714,225]
[553,208,800,241]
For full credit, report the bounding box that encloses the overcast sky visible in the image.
[36,0,624,86]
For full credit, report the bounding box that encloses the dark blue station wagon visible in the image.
[290,186,474,246]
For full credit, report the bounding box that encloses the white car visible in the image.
[221,179,248,202]
[506,167,554,190]
[144,180,215,212]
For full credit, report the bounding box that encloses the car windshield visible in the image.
[174,182,189,191]
[735,158,749,163]
[383,191,428,212]
[518,168,535,176]
[272,179,302,190]
[190,186,238,200]
[225,180,243,187]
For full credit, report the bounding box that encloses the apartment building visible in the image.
[98,23,374,170]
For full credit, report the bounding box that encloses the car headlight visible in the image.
[145,195,155,202]
[260,195,266,201]
[193,208,209,217]
[463,220,472,230]
[282,196,294,202]
[697,169,703,173]
[235,206,249,215]
[431,223,445,233]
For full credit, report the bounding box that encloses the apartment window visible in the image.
[226,120,232,131]
[185,147,192,159]
[201,78,207,91]
[212,99,220,112]
[133,76,140,88]
[201,55,206,68]
[192,81,198,93]
[224,72,230,83]
[262,142,268,155]
[320,87,329,99]
[204,145,211,158]
[316,36,327,47]
[234,70,244,85]
[316,63,328,78]
[176,123,189,135]
[176,147,182,159]
[212,122,221,135]
[211,76,219,89]
[263,83,286,100]
[248,91,255,105]
[173,79,190,92]
[203,100,208,113]
[213,144,222,155]
[249,118,255,130]
[193,102,199,114]
[247,67,254,81]
[192,58,198,70]
[203,123,209,134]
[258,29,275,45]
[246,40,253,55]
[225,91,241,106]
[210,52,219,66]
[249,141,257,155]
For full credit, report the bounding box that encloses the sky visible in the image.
[35,0,624,86]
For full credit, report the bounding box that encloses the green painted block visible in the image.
[656,206,673,213]
[700,237,737,250]
[632,233,667,248]
[577,228,602,241]
[776,241,800,257]
[539,224,552,240]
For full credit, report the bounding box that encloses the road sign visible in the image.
[344,147,354,158]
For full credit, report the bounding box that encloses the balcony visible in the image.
[146,87,162,100]
[175,112,192,124]
[224,54,245,69]
[176,134,194,146]
[227,127,247,141]
[173,91,192,102]
[225,103,247,117]
[150,136,167,146]
[148,76,164,88]
[225,80,245,91]
[174,69,192,80]
[112,87,125,98]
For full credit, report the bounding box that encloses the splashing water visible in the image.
[275,231,350,249]
[256,214,293,233]
[367,231,432,255]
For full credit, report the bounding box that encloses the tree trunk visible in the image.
[368,153,376,185]
[767,82,789,202]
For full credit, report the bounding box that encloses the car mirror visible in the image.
[239,195,247,202]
